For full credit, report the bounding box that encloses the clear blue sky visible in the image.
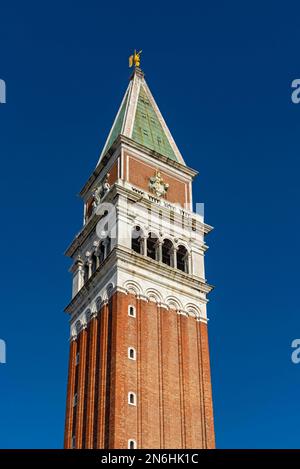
[1,0,300,449]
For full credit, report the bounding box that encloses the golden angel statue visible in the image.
[129,49,142,68]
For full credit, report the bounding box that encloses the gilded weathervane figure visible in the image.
[129,49,142,68]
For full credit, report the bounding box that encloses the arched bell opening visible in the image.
[147,232,158,260]
[162,239,173,266]
[177,245,189,273]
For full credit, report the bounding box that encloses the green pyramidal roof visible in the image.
[132,86,177,161]
[97,69,185,166]
[101,89,129,158]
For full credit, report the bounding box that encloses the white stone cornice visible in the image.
[115,286,128,295]
[136,293,149,302]
[196,317,208,324]
[65,180,211,259]
[177,310,188,317]
[157,302,169,310]
[69,300,209,338]
[90,310,98,320]
[115,246,213,293]
[65,242,212,320]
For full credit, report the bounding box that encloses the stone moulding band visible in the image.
[69,287,208,338]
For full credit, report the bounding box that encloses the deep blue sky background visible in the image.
[1,0,300,448]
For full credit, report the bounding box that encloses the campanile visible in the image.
[64,55,215,449]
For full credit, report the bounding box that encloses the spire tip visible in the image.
[129,49,142,69]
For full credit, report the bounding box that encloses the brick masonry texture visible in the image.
[64,291,215,449]
[125,154,189,207]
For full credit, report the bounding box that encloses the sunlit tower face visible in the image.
[64,60,215,449]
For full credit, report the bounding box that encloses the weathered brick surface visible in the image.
[64,292,215,449]
[74,329,87,448]
[125,153,188,207]
[198,321,216,448]
[161,308,182,448]
[84,317,97,448]
[108,160,119,186]
[64,339,77,448]
[96,302,109,448]
[139,301,161,448]
[183,316,203,448]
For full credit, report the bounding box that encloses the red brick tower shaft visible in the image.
[64,64,215,449]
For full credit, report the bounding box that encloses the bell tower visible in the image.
[64,59,215,449]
